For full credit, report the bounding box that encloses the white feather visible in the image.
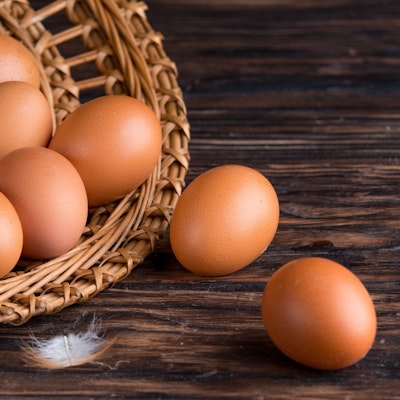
[21,317,116,369]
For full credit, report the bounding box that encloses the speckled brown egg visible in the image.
[0,192,23,278]
[262,257,377,370]
[49,95,162,207]
[0,81,53,159]
[0,33,41,88]
[0,147,88,260]
[170,164,280,276]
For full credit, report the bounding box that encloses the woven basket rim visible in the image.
[0,0,190,325]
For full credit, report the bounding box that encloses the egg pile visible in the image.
[0,32,377,372]
[0,33,162,277]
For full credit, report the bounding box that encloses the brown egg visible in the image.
[0,147,88,260]
[262,257,377,370]
[170,165,280,276]
[0,192,23,278]
[0,33,40,88]
[0,81,53,159]
[49,95,163,206]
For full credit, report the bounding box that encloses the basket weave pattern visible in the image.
[0,0,190,325]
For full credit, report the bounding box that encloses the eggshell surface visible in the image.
[0,147,88,260]
[49,95,162,206]
[0,81,53,158]
[0,33,41,88]
[262,257,377,370]
[0,192,23,278]
[170,164,280,276]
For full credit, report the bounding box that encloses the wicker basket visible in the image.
[0,0,190,325]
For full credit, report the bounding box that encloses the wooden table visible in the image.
[1,0,399,398]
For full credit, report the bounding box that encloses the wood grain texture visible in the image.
[0,0,399,398]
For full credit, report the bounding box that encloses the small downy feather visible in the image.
[21,317,116,369]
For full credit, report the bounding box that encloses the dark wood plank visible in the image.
[0,0,399,398]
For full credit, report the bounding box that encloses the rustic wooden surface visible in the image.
[0,0,399,398]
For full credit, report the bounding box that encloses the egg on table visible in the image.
[262,257,377,370]
[170,164,280,276]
